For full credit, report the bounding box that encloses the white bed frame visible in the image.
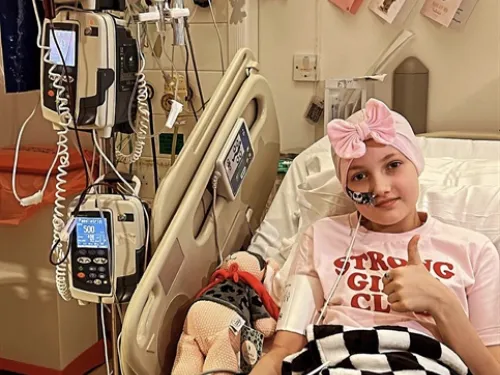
[120,47,499,374]
[121,48,280,375]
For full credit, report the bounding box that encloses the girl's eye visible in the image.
[352,172,367,181]
[388,161,402,169]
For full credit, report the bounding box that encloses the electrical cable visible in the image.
[211,172,223,265]
[31,0,93,300]
[47,8,93,190]
[100,303,112,375]
[183,41,199,121]
[316,213,362,325]
[304,361,332,375]
[116,22,150,165]
[170,125,179,164]
[185,20,206,111]
[146,94,159,191]
[10,98,59,206]
[206,0,225,75]
[45,25,74,301]
[15,1,88,209]
[93,130,138,196]
[49,17,90,187]
[117,332,124,373]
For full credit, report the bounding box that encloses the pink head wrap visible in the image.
[327,98,424,188]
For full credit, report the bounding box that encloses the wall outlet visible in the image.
[161,73,188,112]
[293,54,318,82]
[132,156,172,202]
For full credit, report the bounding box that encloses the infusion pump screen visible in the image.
[49,30,76,67]
[76,217,110,249]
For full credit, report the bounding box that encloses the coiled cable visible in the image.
[45,45,73,301]
[31,0,72,301]
[115,23,150,164]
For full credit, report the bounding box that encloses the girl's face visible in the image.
[346,139,420,229]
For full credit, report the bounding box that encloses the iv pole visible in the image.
[40,1,188,373]
[99,137,121,374]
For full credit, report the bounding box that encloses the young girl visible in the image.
[250,99,500,374]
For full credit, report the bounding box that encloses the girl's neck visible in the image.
[362,210,423,233]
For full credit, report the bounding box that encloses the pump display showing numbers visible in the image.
[72,213,112,296]
[49,29,77,67]
[223,119,254,198]
[76,217,110,249]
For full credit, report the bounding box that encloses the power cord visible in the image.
[31,0,89,301]
[116,22,150,165]
[47,25,75,302]
[316,213,362,325]
[11,97,57,207]
[146,92,159,192]
[199,370,244,375]
[100,302,112,375]
[206,0,225,75]
[211,171,223,264]
[185,20,206,110]
[32,0,91,189]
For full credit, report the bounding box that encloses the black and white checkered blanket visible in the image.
[282,325,471,375]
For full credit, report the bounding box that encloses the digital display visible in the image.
[49,29,77,67]
[225,133,244,181]
[76,217,109,249]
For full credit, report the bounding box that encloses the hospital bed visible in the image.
[121,48,280,374]
[120,48,500,374]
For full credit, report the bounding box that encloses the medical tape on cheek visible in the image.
[345,186,376,206]
[276,274,324,335]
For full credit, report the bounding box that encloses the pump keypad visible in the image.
[72,248,111,294]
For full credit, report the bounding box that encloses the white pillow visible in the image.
[416,137,500,160]
[418,184,500,251]
[296,170,354,231]
[420,158,500,187]
[294,158,500,252]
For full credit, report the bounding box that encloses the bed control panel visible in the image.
[215,118,254,200]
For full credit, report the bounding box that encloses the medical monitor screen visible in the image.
[76,217,110,249]
[222,119,254,197]
[49,29,76,67]
[225,133,244,181]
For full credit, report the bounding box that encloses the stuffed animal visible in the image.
[172,251,280,375]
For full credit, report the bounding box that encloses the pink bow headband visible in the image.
[326,98,424,187]
[327,99,396,159]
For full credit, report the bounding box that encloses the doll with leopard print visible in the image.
[172,251,280,375]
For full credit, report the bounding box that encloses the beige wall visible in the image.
[259,0,500,152]
[2,1,499,153]
[142,0,229,159]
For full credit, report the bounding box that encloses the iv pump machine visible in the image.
[40,9,139,136]
[66,176,148,304]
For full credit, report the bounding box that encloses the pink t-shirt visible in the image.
[278,212,500,346]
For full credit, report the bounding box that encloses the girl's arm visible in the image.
[432,290,500,374]
[251,225,322,374]
[249,331,307,375]
[384,235,500,375]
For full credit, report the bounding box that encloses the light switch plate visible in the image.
[293,54,318,82]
